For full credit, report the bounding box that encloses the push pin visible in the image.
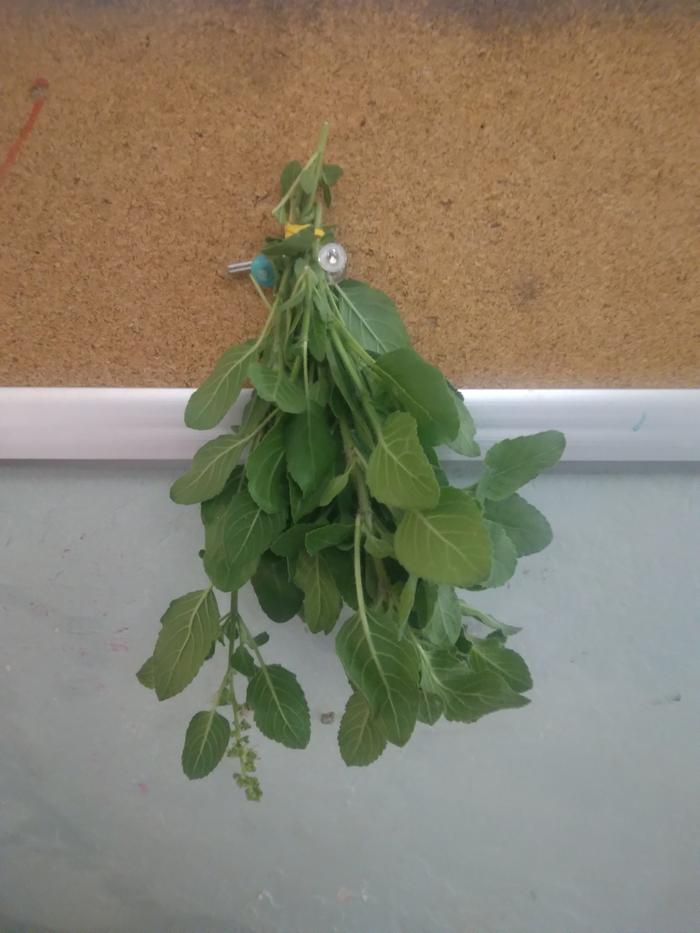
[318,242,348,284]
[227,254,277,288]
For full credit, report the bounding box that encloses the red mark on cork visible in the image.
[0,77,49,185]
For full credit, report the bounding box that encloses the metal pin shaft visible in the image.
[227,260,253,274]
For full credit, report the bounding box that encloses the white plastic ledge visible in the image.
[0,388,698,462]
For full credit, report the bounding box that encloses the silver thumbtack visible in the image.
[227,259,253,274]
[318,242,348,283]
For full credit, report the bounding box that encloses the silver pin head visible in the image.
[318,242,348,283]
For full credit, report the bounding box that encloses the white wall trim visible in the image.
[0,387,698,462]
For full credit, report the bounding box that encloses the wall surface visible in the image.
[1,460,699,933]
[1,0,698,388]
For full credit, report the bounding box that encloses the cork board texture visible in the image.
[0,0,698,388]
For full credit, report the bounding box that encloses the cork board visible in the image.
[0,0,698,389]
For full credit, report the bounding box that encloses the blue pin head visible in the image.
[251,254,277,289]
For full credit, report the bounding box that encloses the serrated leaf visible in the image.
[294,551,343,633]
[249,363,307,414]
[136,656,156,689]
[246,664,311,749]
[373,348,459,445]
[246,422,288,514]
[286,402,338,494]
[203,488,286,592]
[251,550,303,623]
[181,710,231,780]
[484,493,553,556]
[338,692,387,766]
[336,609,419,746]
[305,523,354,555]
[170,434,247,505]
[184,339,257,430]
[152,590,220,700]
[367,411,440,509]
[395,487,492,586]
[419,649,529,722]
[417,690,443,725]
[478,430,566,501]
[336,280,410,355]
[447,389,480,458]
[422,585,462,648]
[478,521,518,589]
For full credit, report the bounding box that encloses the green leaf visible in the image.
[366,411,440,510]
[136,656,156,689]
[231,644,257,677]
[417,690,443,725]
[395,487,492,586]
[152,590,220,700]
[422,585,462,648]
[397,574,418,629]
[184,339,257,430]
[294,551,343,633]
[336,280,410,355]
[248,363,306,414]
[484,493,553,556]
[419,649,528,722]
[323,547,358,609]
[246,663,311,749]
[373,348,459,445]
[467,639,533,693]
[271,522,321,559]
[181,710,231,780]
[200,470,240,525]
[308,375,331,407]
[459,602,522,637]
[338,692,387,767]
[203,488,286,592]
[323,164,344,186]
[478,521,517,589]
[286,402,338,494]
[364,533,394,559]
[318,469,351,507]
[246,422,288,514]
[307,310,328,362]
[170,434,247,505]
[263,226,315,258]
[478,430,566,501]
[410,579,437,629]
[251,551,303,623]
[299,163,317,194]
[305,522,354,555]
[280,160,302,195]
[446,390,480,458]
[335,609,419,746]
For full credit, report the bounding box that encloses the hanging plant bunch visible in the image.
[137,128,565,799]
